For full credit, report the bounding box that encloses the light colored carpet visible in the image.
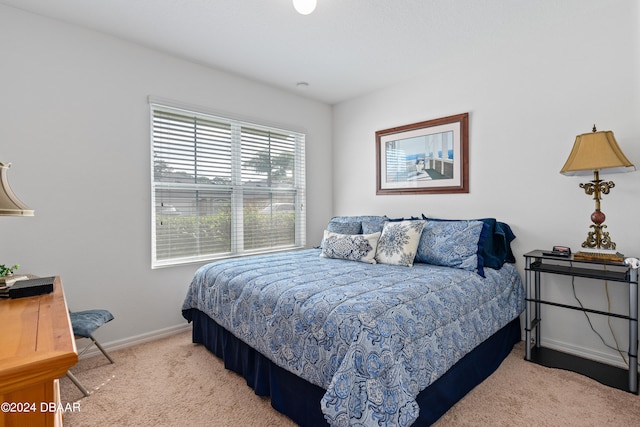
[60,331,640,426]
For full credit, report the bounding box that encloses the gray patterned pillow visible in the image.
[374,220,426,267]
[361,216,389,234]
[326,219,362,235]
[321,215,389,248]
[320,230,381,264]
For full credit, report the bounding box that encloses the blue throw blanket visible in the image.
[182,249,524,426]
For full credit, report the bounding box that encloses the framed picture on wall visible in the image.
[376,112,469,195]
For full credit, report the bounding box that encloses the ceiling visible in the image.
[0,0,593,104]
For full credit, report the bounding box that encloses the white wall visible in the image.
[2,1,638,368]
[333,0,640,367]
[0,6,332,347]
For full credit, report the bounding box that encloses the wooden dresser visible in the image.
[0,277,78,426]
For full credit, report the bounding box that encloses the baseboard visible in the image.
[541,337,633,369]
[77,322,192,360]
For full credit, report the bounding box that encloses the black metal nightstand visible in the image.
[523,250,638,394]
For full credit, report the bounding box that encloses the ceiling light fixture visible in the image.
[293,0,317,15]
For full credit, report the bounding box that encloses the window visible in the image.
[150,102,306,268]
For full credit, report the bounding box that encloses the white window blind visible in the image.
[150,103,306,268]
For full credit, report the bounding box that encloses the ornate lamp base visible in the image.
[582,210,616,250]
[582,222,616,250]
[579,171,616,251]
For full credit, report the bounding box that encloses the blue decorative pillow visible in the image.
[374,220,426,267]
[415,220,484,272]
[320,230,381,264]
[480,220,517,268]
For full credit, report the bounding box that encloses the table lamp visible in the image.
[560,126,635,252]
[0,162,34,216]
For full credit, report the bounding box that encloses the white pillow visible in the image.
[374,220,426,267]
[320,230,381,264]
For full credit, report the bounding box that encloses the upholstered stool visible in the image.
[65,309,115,397]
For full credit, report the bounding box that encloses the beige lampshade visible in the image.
[560,129,635,176]
[0,162,34,216]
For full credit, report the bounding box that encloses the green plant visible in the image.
[0,264,19,277]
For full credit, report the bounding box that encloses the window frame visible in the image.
[150,100,306,268]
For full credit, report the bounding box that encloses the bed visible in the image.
[182,216,525,426]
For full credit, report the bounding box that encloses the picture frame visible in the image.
[376,112,469,195]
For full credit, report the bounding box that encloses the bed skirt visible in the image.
[183,308,521,426]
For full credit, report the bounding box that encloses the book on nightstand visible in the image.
[572,251,625,263]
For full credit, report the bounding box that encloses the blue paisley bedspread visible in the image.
[182,249,524,426]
